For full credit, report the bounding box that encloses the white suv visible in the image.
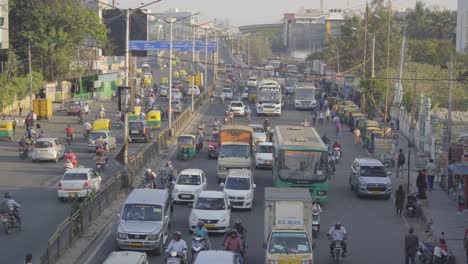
[229,101,245,116]
[220,169,255,209]
[349,158,392,199]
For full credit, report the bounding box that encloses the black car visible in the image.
[128,120,151,143]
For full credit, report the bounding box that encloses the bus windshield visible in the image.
[258,92,281,104]
[278,150,327,182]
[295,89,315,100]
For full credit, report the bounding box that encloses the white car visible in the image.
[171,100,183,113]
[220,169,255,209]
[32,138,66,163]
[172,169,207,202]
[171,89,182,100]
[229,101,245,116]
[189,191,231,233]
[57,168,102,200]
[249,124,267,144]
[255,142,273,168]
[222,88,233,100]
[159,86,168,96]
[247,77,257,87]
[187,86,200,96]
[241,88,248,100]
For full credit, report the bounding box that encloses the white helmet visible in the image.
[146,168,152,173]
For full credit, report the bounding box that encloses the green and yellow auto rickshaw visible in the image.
[177,134,196,160]
[0,120,15,141]
[360,120,379,135]
[349,113,366,131]
[363,126,381,148]
[146,110,161,129]
[342,106,359,124]
[128,114,140,121]
[354,117,369,133]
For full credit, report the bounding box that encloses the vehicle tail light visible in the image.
[58,182,62,189]
[83,181,90,189]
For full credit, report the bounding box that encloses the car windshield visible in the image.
[36,141,53,148]
[195,197,226,210]
[251,127,264,133]
[231,102,243,107]
[172,90,180,94]
[90,132,107,140]
[219,145,250,158]
[67,101,80,106]
[129,122,143,129]
[268,232,311,254]
[258,145,273,153]
[62,173,88,181]
[177,174,201,185]
[295,89,315,99]
[122,204,162,221]
[360,165,387,177]
[179,137,193,145]
[223,88,232,93]
[279,151,328,182]
[225,177,250,190]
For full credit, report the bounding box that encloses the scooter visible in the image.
[64,160,74,171]
[95,156,107,171]
[406,192,419,217]
[191,235,208,260]
[328,153,336,176]
[1,212,20,234]
[312,210,320,238]
[332,147,341,162]
[165,251,183,264]
[66,134,73,145]
[19,145,29,159]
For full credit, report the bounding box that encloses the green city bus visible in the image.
[273,125,330,202]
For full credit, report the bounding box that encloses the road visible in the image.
[0,55,198,263]
[86,83,410,264]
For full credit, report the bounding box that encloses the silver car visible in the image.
[349,158,392,199]
[32,138,66,163]
[87,130,117,153]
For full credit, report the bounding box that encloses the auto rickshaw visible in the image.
[161,77,169,86]
[177,134,196,160]
[172,71,180,79]
[92,119,111,131]
[133,106,141,116]
[354,117,369,133]
[342,106,359,124]
[360,120,379,135]
[339,104,358,120]
[146,110,161,129]
[349,113,366,131]
[128,114,140,121]
[224,79,232,87]
[363,126,381,148]
[179,70,187,80]
[0,120,15,141]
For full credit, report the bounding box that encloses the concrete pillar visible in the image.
[424,98,432,152]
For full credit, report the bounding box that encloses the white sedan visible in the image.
[57,168,102,200]
[229,101,245,116]
[255,142,273,168]
[241,88,248,100]
[189,191,231,233]
[222,88,233,100]
[187,86,200,96]
[172,169,207,202]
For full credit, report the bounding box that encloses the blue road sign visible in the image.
[129,41,217,52]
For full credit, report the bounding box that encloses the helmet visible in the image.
[146,168,152,173]
[4,192,11,199]
[197,220,204,227]
[335,221,342,228]
[234,219,242,225]
[174,231,182,238]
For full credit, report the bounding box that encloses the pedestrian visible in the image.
[325,108,331,124]
[319,97,324,111]
[312,111,317,125]
[396,149,405,178]
[25,253,32,264]
[318,111,324,125]
[404,227,419,264]
[426,159,438,192]
[335,122,342,139]
[324,98,328,110]
[463,229,468,264]
[331,108,337,119]
[416,170,427,200]
[354,127,361,145]
[31,111,37,127]
[18,102,23,116]
[111,90,116,102]
[395,185,405,216]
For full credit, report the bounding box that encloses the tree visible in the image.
[9,0,107,81]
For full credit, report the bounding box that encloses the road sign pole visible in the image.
[192,26,196,113]
[169,18,173,129]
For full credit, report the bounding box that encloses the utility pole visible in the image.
[169,17,174,128]
[336,45,340,74]
[123,8,130,168]
[395,26,406,107]
[371,33,376,78]
[362,0,369,78]
[247,38,251,66]
[205,29,208,93]
[191,25,196,113]
[448,58,453,145]
[28,42,33,109]
[383,0,392,138]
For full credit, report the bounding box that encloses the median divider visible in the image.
[39,90,211,264]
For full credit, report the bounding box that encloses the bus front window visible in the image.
[279,151,327,182]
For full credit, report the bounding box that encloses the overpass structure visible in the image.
[238,23,283,34]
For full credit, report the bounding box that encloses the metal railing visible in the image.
[39,90,210,264]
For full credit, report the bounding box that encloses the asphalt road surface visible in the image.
[86,87,409,263]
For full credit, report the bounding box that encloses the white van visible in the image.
[103,251,148,264]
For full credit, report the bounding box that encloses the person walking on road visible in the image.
[18,102,23,116]
[395,185,405,216]
[325,108,331,124]
[312,111,317,126]
[353,127,361,145]
[426,159,438,192]
[318,111,324,125]
[25,253,32,264]
[396,149,405,178]
[405,227,419,264]
[416,170,428,200]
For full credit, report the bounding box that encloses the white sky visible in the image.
[116,0,458,26]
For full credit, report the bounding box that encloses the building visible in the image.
[150,9,199,41]
[456,0,468,53]
[0,0,8,50]
[283,8,344,59]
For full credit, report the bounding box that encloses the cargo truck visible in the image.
[217,125,253,183]
[264,187,313,264]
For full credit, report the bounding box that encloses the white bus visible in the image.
[256,79,282,116]
[294,83,317,110]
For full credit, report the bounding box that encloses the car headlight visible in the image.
[118,232,127,239]
[148,233,159,240]
[219,167,227,171]
[191,214,198,222]
[245,193,252,200]
[316,190,327,196]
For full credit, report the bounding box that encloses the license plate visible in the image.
[372,191,381,194]
[205,224,215,228]
[181,194,191,198]
[312,226,319,231]
[131,130,139,134]
[40,150,48,153]
[68,192,78,197]
[265,162,272,166]
[128,243,144,247]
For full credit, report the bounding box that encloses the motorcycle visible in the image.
[191,235,209,260]
[84,130,91,139]
[165,251,184,264]
[332,147,341,162]
[19,145,29,159]
[196,140,203,153]
[331,240,345,262]
[141,176,156,189]
[328,153,336,176]
[212,121,220,131]
[406,193,419,217]
[95,156,107,171]
[0,213,20,234]
[312,211,320,238]
[64,160,74,171]
[418,241,455,264]
[66,134,73,145]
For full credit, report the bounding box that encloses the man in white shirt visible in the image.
[166,231,187,263]
[328,221,347,255]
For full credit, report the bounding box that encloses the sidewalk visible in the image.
[393,132,468,262]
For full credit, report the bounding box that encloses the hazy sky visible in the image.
[117,0,458,26]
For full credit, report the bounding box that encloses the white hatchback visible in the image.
[188,191,231,233]
[222,88,233,100]
[32,138,66,163]
[249,124,267,144]
[171,89,182,100]
[172,169,207,202]
[255,142,273,168]
[57,168,102,200]
[229,101,245,116]
[220,169,255,209]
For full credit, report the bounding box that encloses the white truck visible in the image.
[256,79,282,116]
[264,187,313,264]
[294,83,317,110]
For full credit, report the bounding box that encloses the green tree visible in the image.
[9,0,107,81]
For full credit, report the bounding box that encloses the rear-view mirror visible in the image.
[387,172,392,176]
[252,184,256,189]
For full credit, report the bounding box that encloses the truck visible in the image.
[294,83,317,110]
[256,79,282,116]
[264,187,313,264]
[217,125,254,183]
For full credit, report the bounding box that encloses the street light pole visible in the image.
[28,42,33,110]
[169,17,173,128]
[191,25,196,112]
[205,29,209,93]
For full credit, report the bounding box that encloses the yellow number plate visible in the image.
[372,191,381,194]
[128,243,144,247]
[205,224,215,228]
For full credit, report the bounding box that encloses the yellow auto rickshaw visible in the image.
[147,110,161,129]
[354,117,369,133]
[172,71,180,79]
[224,79,232,87]
[0,120,15,141]
[360,120,379,135]
[93,119,111,131]
[133,106,142,116]
[349,113,366,131]
[128,114,140,121]
[363,126,381,148]
[161,77,169,86]
[177,134,196,160]
[179,70,187,80]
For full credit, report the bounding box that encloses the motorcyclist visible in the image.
[98,106,106,119]
[18,136,28,148]
[213,118,220,128]
[322,135,331,145]
[65,124,75,142]
[302,118,310,127]
[162,161,175,185]
[196,133,204,149]
[143,168,157,189]
[224,229,244,264]
[84,121,92,136]
[64,150,78,168]
[166,231,187,264]
[327,221,348,255]
[0,193,21,227]
[332,141,342,157]
[193,220,210,249]
[94,135,105,148]
[37,130,47,139]
[224,219,247,247]
[312,200,322,214]
[263,119,270,132]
